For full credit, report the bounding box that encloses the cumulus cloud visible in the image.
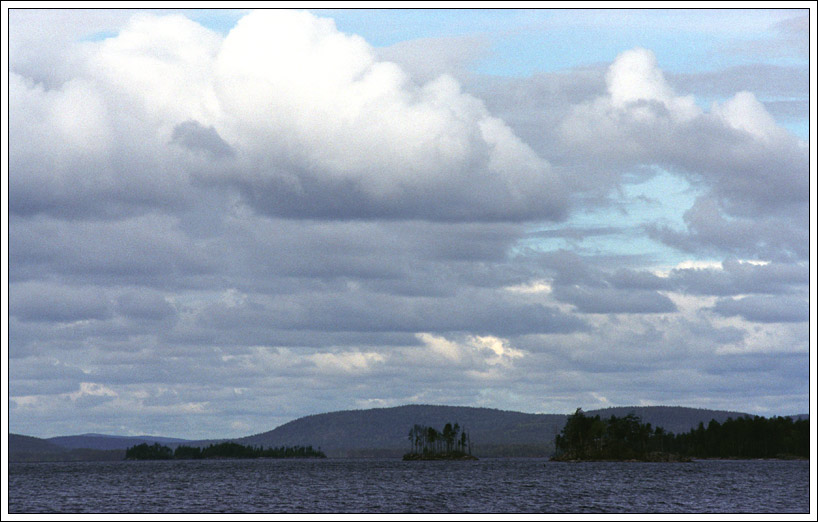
[10,10,566,223]
[212,10,565,221]
[555,47,808,260]
[605,47,700,121]
[415,333,525,368]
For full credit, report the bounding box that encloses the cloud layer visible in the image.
[8,9,810,438]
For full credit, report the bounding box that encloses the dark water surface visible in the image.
[8,458,810,514]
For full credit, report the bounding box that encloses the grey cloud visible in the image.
[473,50,807,261]
[668,64,808,99]
[533,251,677,314]
[10,357,92,397]
[562,104,807,217]
[553,286,677,314]
[762,100,810,121]
[115,291,178,322]
[683,320,745,346]
[194,288,588,338]
[527,225,623,242]
[11,282,112,323]
[223,161,567,223]
[648,196,808,262]
[711,295,808,323]
[720,13,809,60]
[669,259,808,296]
[10,214,215,286]
[172,120,235,158]
[608,269,670,291]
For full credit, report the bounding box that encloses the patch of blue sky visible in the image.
[79,30,118,42]
[186,9,248,35]
[514,169,704,267]
[312,8,516,47]
[470,31,710,77]
[779,120,810,141]
[317,8,803,77]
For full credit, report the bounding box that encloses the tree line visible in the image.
[554,408,809,461]
[406,422,472,457]
[125,441,326,460]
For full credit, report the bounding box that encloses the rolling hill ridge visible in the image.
[234,404,762,457]
[10,405,806,460]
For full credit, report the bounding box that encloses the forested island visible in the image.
[553,408,809,462]
[403,423,478,460]
[125,441,326,460]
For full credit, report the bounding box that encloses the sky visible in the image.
[4,5,815,439]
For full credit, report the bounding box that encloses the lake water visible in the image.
[7,458,810,514]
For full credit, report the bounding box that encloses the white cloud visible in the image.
[69,382,118,400]
[308,351,386,374]
[415,333,525,368]
[10,9,566,222]
[711,90,789,143]
[209,10,565,219]
[606,47,699,121]
[504,280,553,294]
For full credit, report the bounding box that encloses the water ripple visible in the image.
[8,458,810,514]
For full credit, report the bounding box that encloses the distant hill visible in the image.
[235,404,566,457]
[11,405,807,460]
[234,404,784,458]
[48,433,191,451]
[9,434,124,462]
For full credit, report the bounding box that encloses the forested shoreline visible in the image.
[553,409,809,461]
[125,441,326,460]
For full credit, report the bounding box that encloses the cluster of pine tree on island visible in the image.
[553,408,809,462]
[125,441,326,460]
[403,422,478,460]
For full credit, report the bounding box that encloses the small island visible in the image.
[125,441,326,460]
[403,422,478,461]
[551,408,809,462]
